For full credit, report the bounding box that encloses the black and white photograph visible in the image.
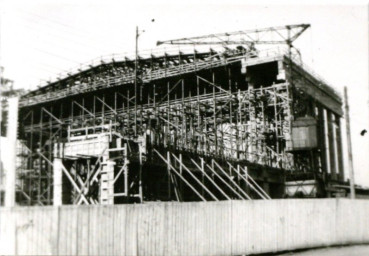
[0,0,368,255]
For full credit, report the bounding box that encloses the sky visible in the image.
[0,0,368,186]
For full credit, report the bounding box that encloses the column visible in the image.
[5,97,19,207]
[53,158,63,206]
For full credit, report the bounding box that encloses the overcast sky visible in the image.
[1,0,368,186]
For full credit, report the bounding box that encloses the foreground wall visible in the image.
[1,199,369,255]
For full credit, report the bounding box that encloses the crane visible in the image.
[157,24,310,57]
[157,24,309,47]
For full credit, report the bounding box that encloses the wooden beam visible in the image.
[73,101,95,117]
[154,149,206,201]
[171,153,218,201]
[95,96,118,115]
[344,86,355,199]
[191,158,231,200]
[42,107,63,124]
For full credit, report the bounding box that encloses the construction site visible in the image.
[2,21,369,256]
[1,23,350,207]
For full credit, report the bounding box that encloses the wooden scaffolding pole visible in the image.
[344,86,355,199]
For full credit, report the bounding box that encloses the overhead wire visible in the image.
[2,14,110,85]
[12,18,112,54]
[17,8,124,50]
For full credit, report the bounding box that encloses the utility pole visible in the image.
[134,20,154,203]
[134,26,138,137]
[0,67,2,206]
[344,86,355,199]
[0,15,3,206]
[135,25,143,202]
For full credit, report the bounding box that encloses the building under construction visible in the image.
[14,24,345,206]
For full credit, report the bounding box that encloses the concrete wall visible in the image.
[1,199,369,255]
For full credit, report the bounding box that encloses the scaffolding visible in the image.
[15,25,345,205]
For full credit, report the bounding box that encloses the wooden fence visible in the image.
[1,199,369,255]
